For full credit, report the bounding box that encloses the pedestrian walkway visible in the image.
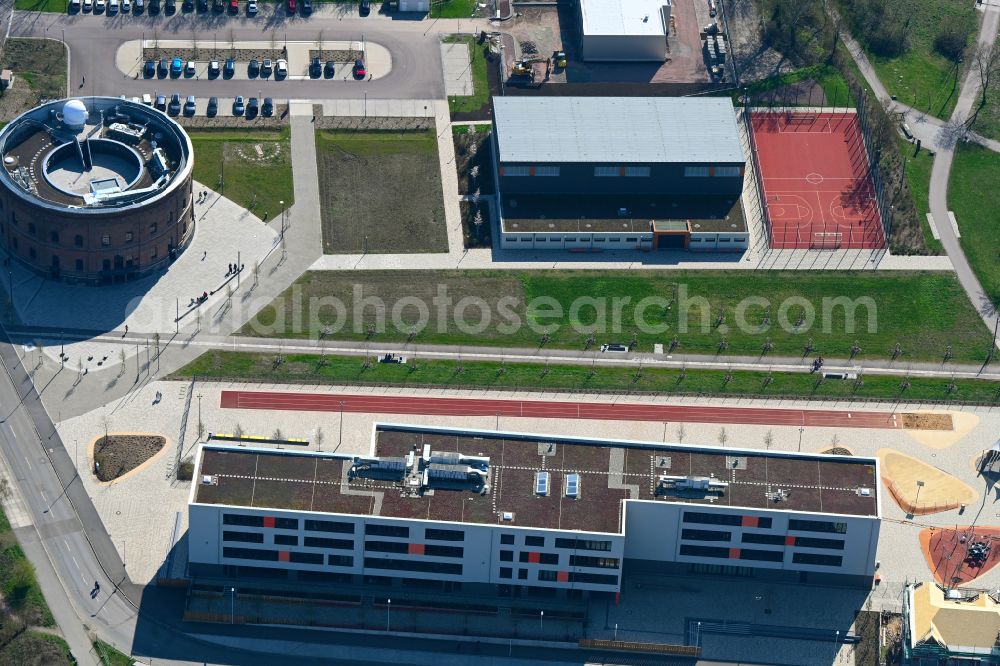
[440,40,474,96]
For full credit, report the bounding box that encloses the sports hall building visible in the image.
[188,424,881,597]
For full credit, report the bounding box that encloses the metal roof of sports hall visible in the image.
[193,425,879,536]
[492,97,745,166]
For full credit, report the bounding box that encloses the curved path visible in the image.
[220,390,903,429]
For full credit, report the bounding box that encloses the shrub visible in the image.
[934,27,968,62]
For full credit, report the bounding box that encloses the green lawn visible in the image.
[969,82,1000,142]
[14,0,68,11]
[0,509,53,629]
[174,351,1000,405]
[444,36,490,115]
[859,0,977,120]
[0,38,67,102]
[94,639,133,666]
[737,64,855,108]
[896,136,942,254]
[0,631,73,666]
[189,127,293,221]
[238,270,995,363]
[431,0,477,18]
[951,143,1000,307]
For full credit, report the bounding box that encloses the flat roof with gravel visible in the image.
[193,425,879,534]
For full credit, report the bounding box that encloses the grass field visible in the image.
[239,270,995,363]
[896,136,942,254]
[970,85,1000,142]
[738,64,856,108]
[93,639,133,666]
[951,143,1000,307]
[14,0,67,11]
[444,36,490,114]
[859,0,976,120]
[189,127,293,220]
[174,351,1000,405]
[0,39,67,122]
[0,507,53,629]
[0,631,72,666]
[316,130,447,254]
[431,0,477,18]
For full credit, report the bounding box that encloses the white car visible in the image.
[122,0,131,11]
[95,0,106,12]
[246,0,256,13]
[275,59,288,77]
[109,0,119,12]
[83,0,93,10]
[70,0,80,10]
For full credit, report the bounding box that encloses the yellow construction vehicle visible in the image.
[553,51,567,69]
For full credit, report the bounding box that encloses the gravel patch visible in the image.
[308,49,364,63]
[143,48,286,63]
[93,434,165,482]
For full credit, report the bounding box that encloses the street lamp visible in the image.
[338,400,345,450]
[230,587,237,624]
[797,426,805,452]
[386,598,390,631]
[540,610,544,632]
[914,480,925,510]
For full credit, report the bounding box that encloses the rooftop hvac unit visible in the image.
[658,475,729,493]
[502,511,515,522]
[857,487,872,497]
[535,471,550,496]
[565,473,580,498]
[200,474,217,486]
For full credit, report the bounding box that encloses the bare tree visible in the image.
[717,428,728,448]
[967,43,1000,129]
[315,427,324,451]
[676,423,686,443]
[763,430,774,450]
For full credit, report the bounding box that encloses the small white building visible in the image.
[579,0,672,62]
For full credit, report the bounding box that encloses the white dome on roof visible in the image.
[62,99,88,127]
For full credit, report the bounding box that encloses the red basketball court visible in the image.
[750,111,886,250]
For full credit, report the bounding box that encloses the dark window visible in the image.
[74,235,83,247]
[500,534,515,545]
[75,259,83,271]
[741,533,785,545]
[499,567,512,579]
[289,551,323,565]
[101,235,110,246]
[274,534,298,546]
[569,555,620,569]
[426,528,464,542]
[794,537,845,550]
[28,223,35,235]
[366,524,409,538]
[519,552,559,565]
[305,519,354,534]
[365,540,408,554]
[363,558,462,575]
[518,569,528,580]
[50,231,59,244]
[683,511,742,526]
[149,223,158,234]
[424,544,463,558]
[553,538,612,551]
[788,519,847,534]
[303,537,353,550]
[224,514,264,527]
[568,572,618,585]
[500,550,513,562]
[525,536,545,547]
[679,544,730,559]
[682,529,731,542]
[328,554,353,567]
[125,232,133,242]
[792,553,843,567]
[223,547,278,561]
[274,518,298,530]
[757,518,773,529]
[739,548,784,562]
[223,531,263,544]
[537,570,557,581]
[28,248,35,259]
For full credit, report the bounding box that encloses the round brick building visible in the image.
[0,97,194,284]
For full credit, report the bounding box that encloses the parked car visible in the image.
[261,59,272,76]
[108,0,119,13]
[182,0,193,10]
[246,0,256,14]
[353,58,366,79]
[69,0,80,12]
[183,95,197,116]
[359,0,370,15]
[157,58,169,77]
[228,0,238,13]
[165,0,176,12]
[142,93,152,105]
[196,0,207,10]
[247,97,259,118]
[206,96,218,117]
[143,59,156,78]
[600,343,630,353]
[148,0,159,13]
[223,58,235,78]
[213,0,224,11]
[170,57,183,77]
[122,0,131,11]
[324,60,335,78]
[286,0,294,12]
[208,60,220,77]
[168,93,181,116]
[262,97,274,116]
[154,94,167,111]
[300,0,311,14]
[83,0,92,11]
[248,59,260,77]
[94,0,106,12]
[275,59,288,78]
[185,61,196,77]
[232,96,245,116]
[378,353,406,364]
[309,57,321,78]
[134,0,143,11]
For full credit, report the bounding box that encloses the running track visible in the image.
[220,391,902,429]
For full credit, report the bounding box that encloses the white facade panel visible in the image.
[582,33,667,62]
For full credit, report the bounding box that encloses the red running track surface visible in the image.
[751,111,885,250]
[220,391,901,429]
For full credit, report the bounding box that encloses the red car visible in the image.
[286,0,294,12]
[228,0,237,12]
[353,58,366,79]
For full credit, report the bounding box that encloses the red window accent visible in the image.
[408,543,425,555]
[785,536,796,546]
[729,548,740,559]
[741,516,758,528]
[498,167,505,176]
[709,166,716,176]
[739,166,746,177]
[278,551,290,562]
[529,166,536,176]
[528,552,541,564]
[556,571,569,583]
[263,516,276,528]
[619,166,626,176]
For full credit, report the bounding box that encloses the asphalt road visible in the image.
[9,8,464,100]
